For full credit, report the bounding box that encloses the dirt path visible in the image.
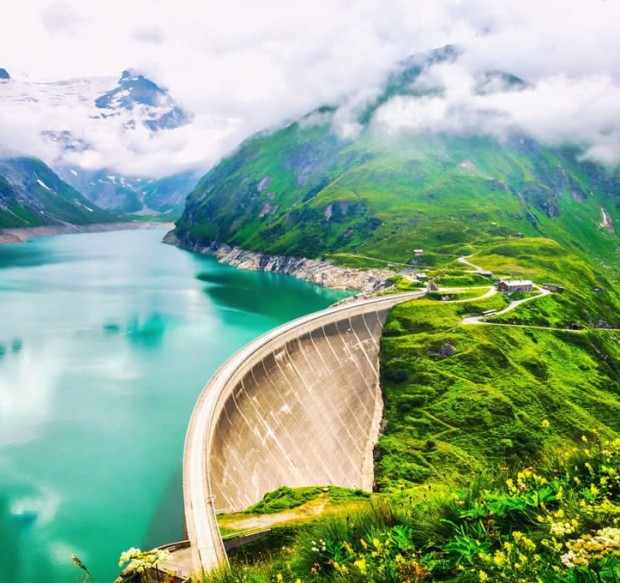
[437,285,497,303]
[457,255,485,273]
[221,500,328,532]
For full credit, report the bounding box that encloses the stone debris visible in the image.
[166,232,395,293]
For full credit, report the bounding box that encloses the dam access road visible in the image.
[182,291,424,575]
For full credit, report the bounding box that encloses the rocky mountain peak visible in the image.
[94,69,189,131]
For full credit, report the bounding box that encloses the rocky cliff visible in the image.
[164,231,395,293]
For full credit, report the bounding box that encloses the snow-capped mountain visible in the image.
[0,70,194,215]
[94,70,189,131]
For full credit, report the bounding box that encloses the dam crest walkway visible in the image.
[182,291,423,574]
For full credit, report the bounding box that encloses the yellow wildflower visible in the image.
[354,558,367,575]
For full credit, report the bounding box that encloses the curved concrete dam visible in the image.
[183,292,423,573]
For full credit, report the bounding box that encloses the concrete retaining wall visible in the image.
[183,292,422,573]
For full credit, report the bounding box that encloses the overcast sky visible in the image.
[1,0,620,176]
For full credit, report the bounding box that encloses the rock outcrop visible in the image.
[164,231,395,293]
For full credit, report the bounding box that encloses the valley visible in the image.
[1,10,620,581]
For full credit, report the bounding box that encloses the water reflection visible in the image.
[198,269,350,320]
[0,338,24,361]
[0,343,58,447]
[0,480,63,583]
[0,494,22,580]
[142,469,184,549]
[0,229,350,583]
[101,313,170,348]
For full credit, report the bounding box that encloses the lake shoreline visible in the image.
[164,230,397,294]
[0,221,174,244]
[0,228,348,583]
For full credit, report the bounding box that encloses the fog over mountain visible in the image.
[1,0,619,178]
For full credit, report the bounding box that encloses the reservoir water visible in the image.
[0,228,350,582]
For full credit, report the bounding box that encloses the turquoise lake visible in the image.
[0,229,350,582]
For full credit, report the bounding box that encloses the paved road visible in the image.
[333,252,414,268]
[461,284,550,325]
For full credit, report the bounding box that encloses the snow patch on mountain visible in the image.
[0,70,226,180]
[36,178,52,191]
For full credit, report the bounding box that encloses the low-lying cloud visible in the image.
[371,61,620,165]
[1,0,619,177]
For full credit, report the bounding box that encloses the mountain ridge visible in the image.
[173,47,620,275]
[0,156,115,228]
[0,69,195,216]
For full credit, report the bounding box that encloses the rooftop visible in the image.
[501,279,533,286]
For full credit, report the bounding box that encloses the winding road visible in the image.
[179,257,569,577]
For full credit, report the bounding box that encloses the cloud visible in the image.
[370,60,620,166]
[40,1,84,35]
[0,0,619,176]
[131,26,166,45]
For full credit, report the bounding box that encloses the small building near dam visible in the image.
[497,279,533,294]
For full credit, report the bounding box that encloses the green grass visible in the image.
[471,238,620,328]
[378,298,620,493]
[245,487,322,514]
[191,237,620,582]
[244,486,372,515]
[198,439,620,582]
[176,117,620,279]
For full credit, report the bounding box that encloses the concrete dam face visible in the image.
[212,308,387,512]
[183,292,421,571]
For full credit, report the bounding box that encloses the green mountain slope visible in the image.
[175,50,620,271]
[379,296,620,492]
[170,48,620,583]
[0,157,114,228]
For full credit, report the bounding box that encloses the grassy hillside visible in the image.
[158,47,620,583]
[177,123,620,266]
[378,301,620,493]
[199,439,620,582]
[175,47,620,277]
[0,157,114,228]
[193,282,620,582]
[175,240,620,583]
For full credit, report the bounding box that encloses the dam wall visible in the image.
[183,292,423,573]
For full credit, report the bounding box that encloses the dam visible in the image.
[182,291,423,573]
